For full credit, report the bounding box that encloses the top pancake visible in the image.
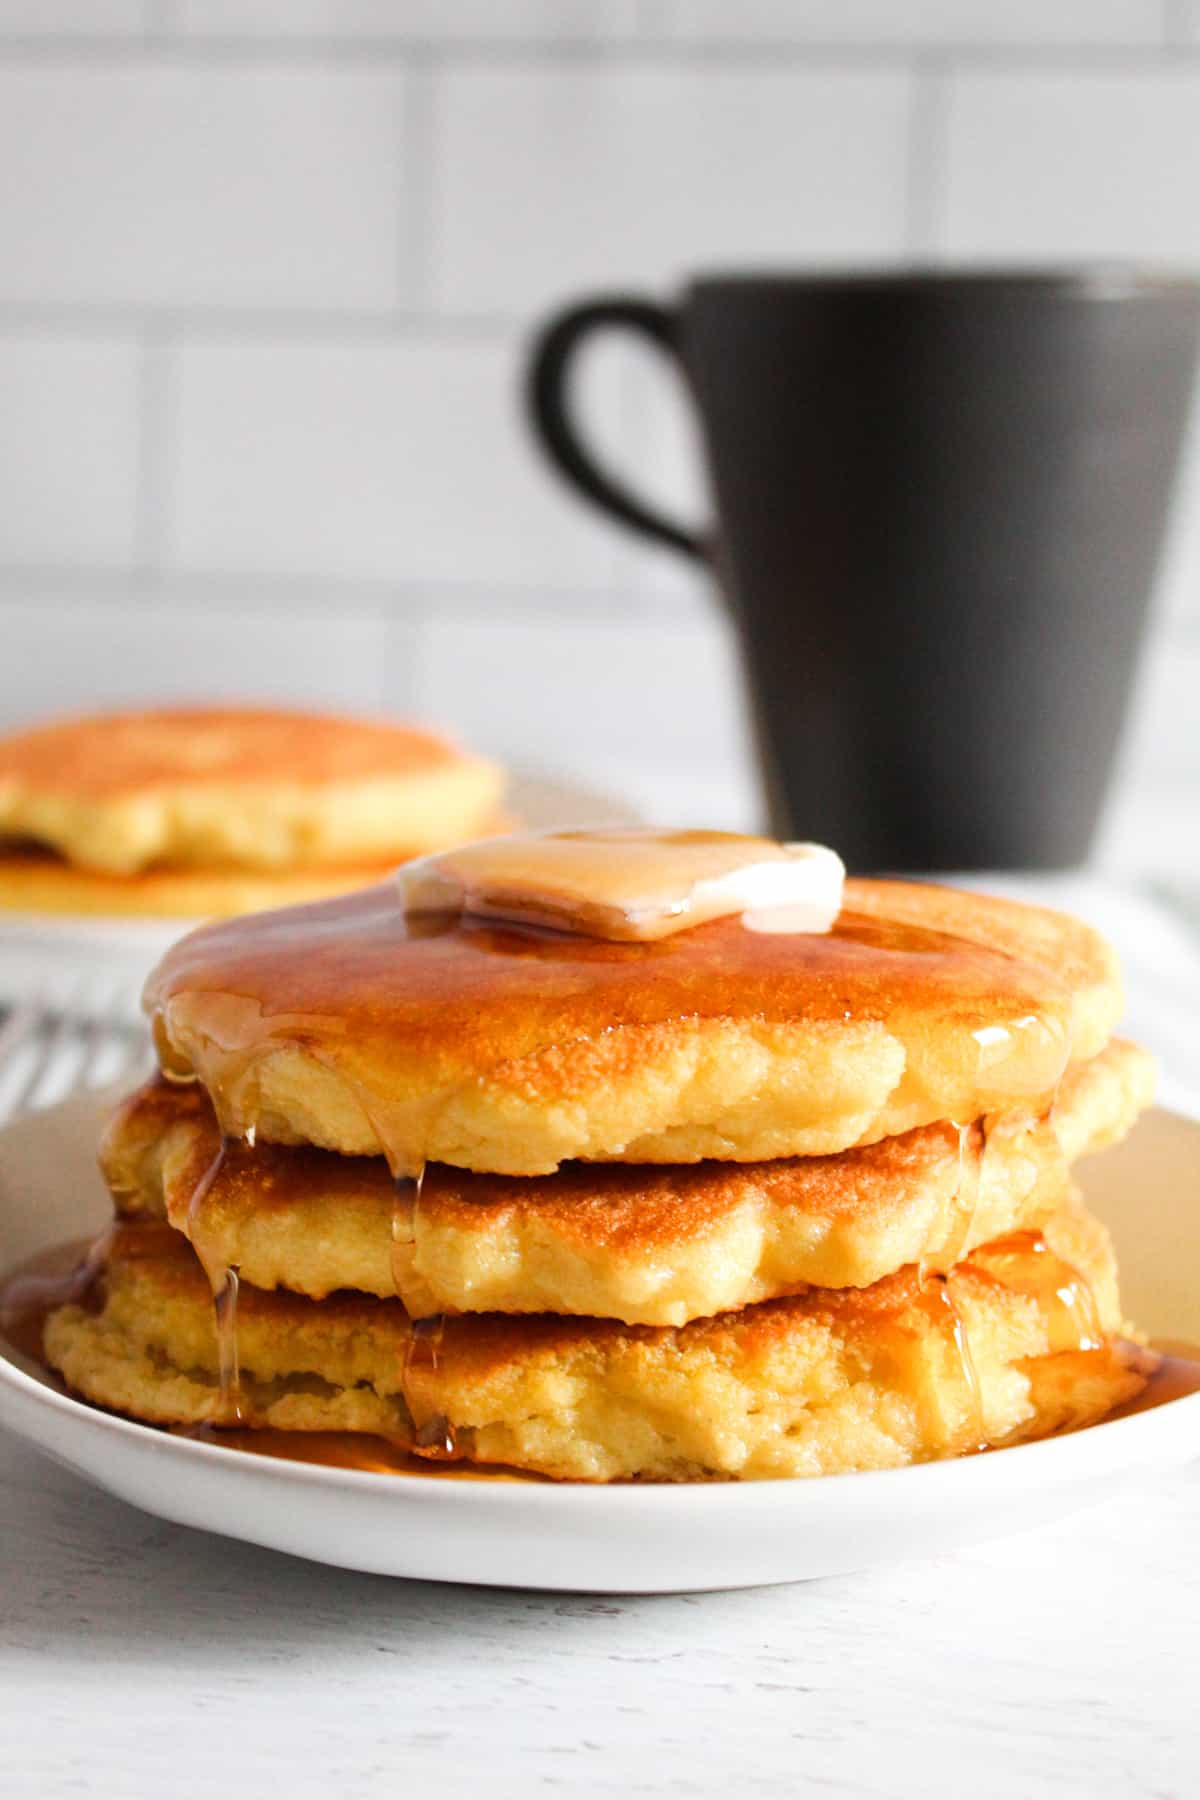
[0,707,503,875]
[145,875,1122,1176]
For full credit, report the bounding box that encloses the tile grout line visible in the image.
[0,305,523,339]
[0,40,1191,68]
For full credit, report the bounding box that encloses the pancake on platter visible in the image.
[43,1201,1147,1483]
[0,707,504,876]
[103,1040,1153,1325]
[145,857,1122,1176]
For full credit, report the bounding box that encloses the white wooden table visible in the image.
[2,875,1199,1797]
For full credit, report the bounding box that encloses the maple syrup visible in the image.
[185,1134,245,1423]
[390,1166,424,1299]
[920,1119,987,1279]
[968,1228,1105,1353]
[0,1232,111,1367]
[0,1221,221,1375]
[173,1426,535,1479]
[402,1311,457,1459]
[910,1271,987,1451]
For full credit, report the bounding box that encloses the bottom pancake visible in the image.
[43,1202,1146,1482]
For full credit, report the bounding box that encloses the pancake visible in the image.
[0,707,504,876]
[145,877,1122,1176]
[102,1041,1153,1324]
[43,1202,1147,1482]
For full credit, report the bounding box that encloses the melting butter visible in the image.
[397,827,845,942]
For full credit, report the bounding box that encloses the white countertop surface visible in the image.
[2,874,1199,1798]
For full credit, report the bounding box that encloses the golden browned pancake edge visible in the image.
[102,1041,1154,1324]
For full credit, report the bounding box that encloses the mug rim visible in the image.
[685,265,1200,301]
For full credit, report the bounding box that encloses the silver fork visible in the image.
[0,971,152,1124]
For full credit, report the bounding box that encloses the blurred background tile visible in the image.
[0,596,405,727]
[430,65,913,315]
[941,71,1200,261]
[164,334,629,587]
[0,64,408,309]
[0,334,140,566]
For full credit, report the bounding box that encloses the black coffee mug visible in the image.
[526,271,1200,870]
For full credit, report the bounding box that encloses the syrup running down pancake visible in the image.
[146,866,1121,1176]
[103,1040,1153,1325]
[42,1201,1146,1483]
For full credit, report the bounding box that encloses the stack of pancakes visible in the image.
[0,706,504,918]
[45,844,1155,1481]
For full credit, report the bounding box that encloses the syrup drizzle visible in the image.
[186,1135,245,1423]
[388,1162,456,1455]
[913,1219,1110,1454]
[389,1165,424,1297]
[970,1228,1105,1353]
[403,1312,456,1458]
[912,1272,986,1452]
[950,1118,986,1268]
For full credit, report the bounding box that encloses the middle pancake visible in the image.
[103,1039,1151,1326]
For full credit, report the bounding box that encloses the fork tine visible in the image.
[20,973,93,1112]
[81,978,151,1093]
[0,997,43,1069]
[0,972,156,1122]
[0,1017,54,1121]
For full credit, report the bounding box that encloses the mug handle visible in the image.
[525,296,707,562]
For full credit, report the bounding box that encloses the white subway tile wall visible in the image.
[430,65,913,313]
[0,1,1196,870]
[0,334,141,565]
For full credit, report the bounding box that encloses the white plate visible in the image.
[0,1091,1197,1593]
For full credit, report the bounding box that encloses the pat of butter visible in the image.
[397,828,845,942]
